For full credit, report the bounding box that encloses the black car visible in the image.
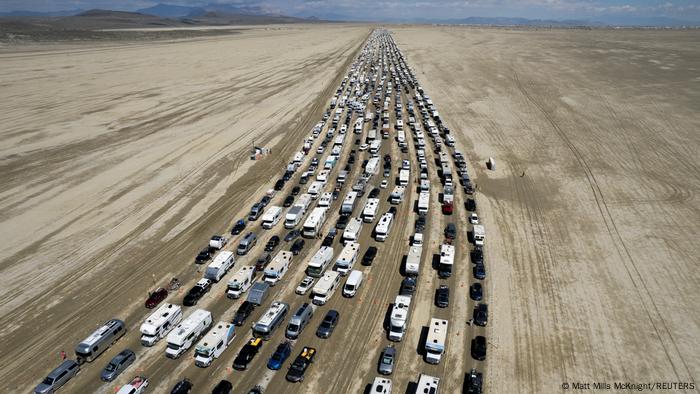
[362,246,378,266]
[383,154,391,163]
[265,236,280,252]
[336,215,349,230]
[400,277,416,296]
[473,303,488,327]
[471,336,487,361]
[232,301,255,326]
[388,206,397,215]
[470,248,483,264]
[283,171,293,182]
[290,239,305,255]
[321,229,337,247]
[474,263,486,280]
[260,196,271,207]
[183,279,211,306]
[466,198,477,211]
[316,310,339,338]
[286,347,317,382]
[233,338,263,370]
[362,159,369,169]
[231,219,246,235]
[444,223,457,240]
[170,378,192,394]
[194,247,215,264]
[284,230,301,242]
[355,138,360,145]
[255,253,272,271]
[348,155,355,165]
[274,179,285,191]
[291,186,301,196]
[470,283,483,301]
[283,196,295,208]
[466,369,483,394]
[332,190,339,200]
[212,380,233,394]
[415,216,426,232]
[436,285,449,308]
[369,187,381,198]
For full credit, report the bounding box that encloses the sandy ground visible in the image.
[392,26,700,392]
[0,24,370,392]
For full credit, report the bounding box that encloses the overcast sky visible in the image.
[2,0,700,21]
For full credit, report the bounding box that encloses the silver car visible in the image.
[34,360,80,394]
[378,346,396,375]
[100,349,135,382]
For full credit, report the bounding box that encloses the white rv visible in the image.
[439,244,455,278]
[140,303,182,347]
[343,218,363,244]
[261,206,283,229]
[302,207,327,238]
[417,191,430,215]
[194,321,235,367]
[165,309,213,359]
[341,191,358,216]
[388,295,411,342]
[405,245,423,276]
[399,169,410,186]
[204,251,235,282]
[362,198,380,222]
[335,241,360,275]
[312,271,341,305]
[370,377,393,394]
[253,301,289,340]
[264,251,294,286]
[365,157,380,176]
[425,318,448,364]
[307,181,324,199]
[369,140,382,154]
[285,194,311,228]
[389,186,406,205]
[226,266,255,299]
[306,246,334,278]
[374,212,394,242]
[416,374,440,393]
[318,192,333,207]
[473,224,485,246]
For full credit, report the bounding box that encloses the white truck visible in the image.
[226,266,255,299]
[140,303,183,346]
[335,241,360,275]
[209,235,228,250]
[362,198,380,222]
[399,169,410,186]
[389,186,406,205]
[264,251,294,286]
[194,321,236,367]
[204,251,235,282]
[388,295,411,342]
[405,245,423,276]
[343,218,363,244]
[312,271,341,305]
[425,318,448,364]
[473,224,485,246]
[306,246,334,278]
[261,206,283,229]
[165,309,213,359]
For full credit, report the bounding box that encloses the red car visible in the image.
[442,201,453,215]
[145,287,168,308]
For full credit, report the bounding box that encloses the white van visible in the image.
[343,270,363,297]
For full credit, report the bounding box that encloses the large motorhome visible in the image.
[302,207,328,238]
[438,244,455,278]
[253,301,289,340]
[305,246,335,278]
[75,319,126,363]
[166,309,213,359]
[261,206,283,229]
[365,157,380,176]
[312,271,341,305]
[140,303,182,346]
[404,245,423,276]
[335,241,360,275]
[388,295,411,342]
[369,140,382,154]
[399,169,410,186]
[264,251,294,286]
[226,266,255,299]
[417,191,430,215]
[389,186,406,205]
[416,374,440,393]
[341,191,358,216]
[307,181,324,199]
[194,321,236,367]
[285,194,312,228]
[425,318,448,364]
[374,212,394,242]
[343,217,363,244]
[362,198,380,222]
[205,251,235,282]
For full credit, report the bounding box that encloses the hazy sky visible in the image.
[2,0,700,21]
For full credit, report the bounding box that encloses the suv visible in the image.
[286,347,317,382]
[101,349,136,382]
[145,287,168,309]
[183,279,211,306]
[473,303,489,327]
[436,285,449,308]
[255,253,272,272]
[231,219,246,235]
[233,338,263,370]
[248,203,264,221]
[466,369,483,394]
[322,229,337,247]
[170,378,193,394]
[194,247,215,264]
[290,239,305,255]
[265,236,280,252]
[400,277,416,296]
[362,246,378,266]
[471,336,487,361]
[232,301,255,326]
[267,341,292,370]
[316,310,339,338]
[34,360,80,394]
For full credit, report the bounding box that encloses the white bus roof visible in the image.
[314,271,340,292]
[210,251,234,269]
[376,213,393,233]
[337,241,360,262]
[417,374,440,392]
[426,318,448,352]
[257,301,288,327]
[304,207,327,228]
[268,251,293,271]
[308,246,334,268]
[196,321,233,352]
[440,244,455,265]
[141,303,181,334]
[170,309,211,341]
[418,191,430,205]
[261,206,282,220]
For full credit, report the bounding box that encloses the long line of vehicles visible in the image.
[35,28,489,394]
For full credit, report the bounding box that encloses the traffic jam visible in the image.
[34,29,488,394]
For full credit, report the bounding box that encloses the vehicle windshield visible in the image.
[382,355,393,364]
[321,320,332,328]
[167,343,181,350]
[105,363,117,372]
[42,377,54,385]
[288,324,299,332]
